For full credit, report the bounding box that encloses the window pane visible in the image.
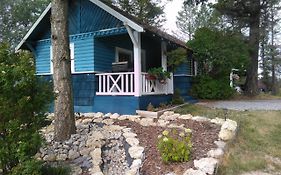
[118,52,131,62]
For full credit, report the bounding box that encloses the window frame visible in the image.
[115,47,132,63]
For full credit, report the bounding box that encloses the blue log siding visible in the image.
[35,42,51,74]
[74,37,94,72]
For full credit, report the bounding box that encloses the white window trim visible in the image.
[50,43,75,74]
[115,47,132,63]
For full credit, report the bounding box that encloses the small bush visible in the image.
[157,128,192,163]
[190,75,235,99]
[171,89,184,105]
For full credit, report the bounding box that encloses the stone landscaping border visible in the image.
[39,111,238,175]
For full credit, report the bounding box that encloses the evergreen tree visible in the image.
[0,0,50,49]
[111,0,166,27]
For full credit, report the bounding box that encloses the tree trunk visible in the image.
[51,0,76,141]
[245,3,260,96]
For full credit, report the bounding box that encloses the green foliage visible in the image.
[157,129,192,163]
[110,0,166,27]
[191,75,235,99]
[0,43,53,174]
[11,160,71,175]
[167,48,187,72]
[0,0,50,47]
[188,27,249,77]
[147,67,171,83]
[171,89,185,105]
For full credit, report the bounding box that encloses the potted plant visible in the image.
[147,67,171,84]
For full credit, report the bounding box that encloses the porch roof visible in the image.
[16,0,191,52]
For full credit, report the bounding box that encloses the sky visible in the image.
[163,0,184,34]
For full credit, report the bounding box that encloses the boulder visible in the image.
[207,148,224,158]
[191,116,210,122]
[219,119,237,141]
[68,149,80,160]
[128,146,144,159]
[178,114,193,120]
[194,158,218,175]
[126,137,140,146]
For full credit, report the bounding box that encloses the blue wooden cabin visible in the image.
[16,0,196,114]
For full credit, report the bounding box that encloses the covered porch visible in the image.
[95,26,175,97]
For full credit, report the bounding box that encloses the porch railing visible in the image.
[96,72,135,95]
[141,73,173,95]
[96,72,174,96]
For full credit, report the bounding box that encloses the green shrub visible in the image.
[157,129,192,163]
[190,75,235,99]
[0,43,53,174]
[171,89,184,105]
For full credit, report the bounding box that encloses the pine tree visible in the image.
[0,0,50,49]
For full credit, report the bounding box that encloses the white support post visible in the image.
[133,31,142,97]
[161,41,167,71]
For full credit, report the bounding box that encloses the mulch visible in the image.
[114,119,220,175]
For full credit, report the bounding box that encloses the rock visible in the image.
[104,125,124,131]
[127,115,141,122]
[122,128,132,132]
[183,168,206,175]
[89,165,102,174]
[81,118,93,124]
[191,116,210,122]
[214,140,226,150]
[92,172,104,175]
[125,168,138,175]
[157,119,169,127]
[104,113,112,117]
[71,165,83,175]
[68,149,80,160]
[160,114,178,121]
[90,148,102,166]
[110,113,120,119]
[163,111,174,116]
[126,137,140,146]
[43,153,56,161]
[167,123,185,129]
[123,132,137,138]
[210,117,225,125]
[194,158,218,175]
[56,154,68,161]
[219,119,237,141]
[102,119,114,125]
[130,159,142,169]
[79,147,92,156]
[118,115,128,120]
[83,113,96,118]
[128,146,144,159]
[179,114,193,120]
[139,118,154,126]
[207,148,224,158]
[94,112,103,118]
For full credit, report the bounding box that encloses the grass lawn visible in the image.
[175,104,281,175]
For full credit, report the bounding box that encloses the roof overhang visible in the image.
[15,0,144,52]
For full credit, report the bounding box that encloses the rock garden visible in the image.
[37,111,238,175]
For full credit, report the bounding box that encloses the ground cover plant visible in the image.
[175,104,281,175]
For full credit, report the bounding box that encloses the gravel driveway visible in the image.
[199,100,281,111]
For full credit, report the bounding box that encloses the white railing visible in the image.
[141,73,173,95]
[96,72,135,95]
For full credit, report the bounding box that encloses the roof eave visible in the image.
[15,3,52,52]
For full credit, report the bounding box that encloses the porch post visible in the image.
[133,31,142,97]
[161,41,167,71]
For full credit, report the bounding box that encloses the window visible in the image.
[115,47,132,63]
[50,43,75,74]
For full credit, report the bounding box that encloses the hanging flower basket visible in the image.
[145,74,157,80]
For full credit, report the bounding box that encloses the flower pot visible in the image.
[145,74,157,80]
